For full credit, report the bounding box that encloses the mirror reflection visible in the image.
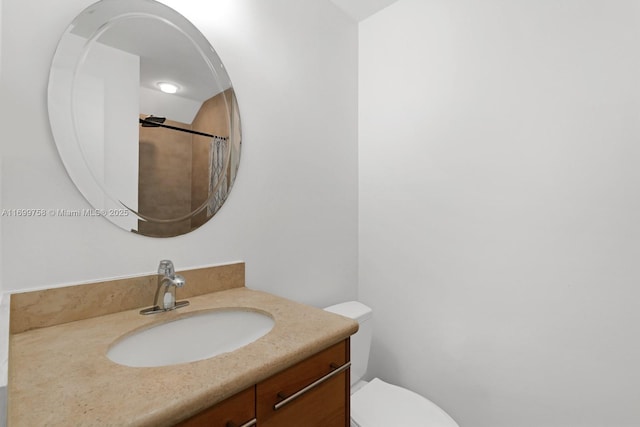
[48,0,241,237]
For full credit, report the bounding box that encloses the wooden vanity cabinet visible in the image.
[176,386,256,427]
[257,340,350,427]
[177,339,350,427]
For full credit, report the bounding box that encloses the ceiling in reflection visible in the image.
[329,0,400,22]
[71,14,230,104]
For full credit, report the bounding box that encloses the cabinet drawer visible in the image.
[257,340,350,427]
[177,386,256,427]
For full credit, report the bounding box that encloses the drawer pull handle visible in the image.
[226,419,257,427]
[273,361,351,410]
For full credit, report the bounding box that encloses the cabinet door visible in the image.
[176,386,256,427]
[256,340,350,427]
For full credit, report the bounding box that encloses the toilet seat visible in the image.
[350,378,459,427]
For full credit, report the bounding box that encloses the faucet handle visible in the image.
[173,274,186,288]
[158,260,175,276]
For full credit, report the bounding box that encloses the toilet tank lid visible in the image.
[324,301,372,322]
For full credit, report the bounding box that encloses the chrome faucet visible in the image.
[140,260,190,315]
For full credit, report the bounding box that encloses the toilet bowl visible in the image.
[325,301,459,427]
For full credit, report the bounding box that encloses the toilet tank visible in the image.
[324,301,373,387]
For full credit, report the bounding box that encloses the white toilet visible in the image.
[325,301,459,427]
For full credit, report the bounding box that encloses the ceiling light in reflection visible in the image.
[158,82,179,94]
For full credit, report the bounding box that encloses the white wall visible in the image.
[0,0,357,386]
[359,1,640,426]
[0,1,7,420]
[74,38,140,226]
[0,160,5,387]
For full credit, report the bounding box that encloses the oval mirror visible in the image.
[48,0,241,237]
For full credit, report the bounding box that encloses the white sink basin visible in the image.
[107,309,275,367]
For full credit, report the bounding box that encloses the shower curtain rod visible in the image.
[139,117,228,140]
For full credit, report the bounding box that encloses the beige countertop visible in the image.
[8,287,358,426]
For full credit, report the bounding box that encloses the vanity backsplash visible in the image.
[10,262,245,334]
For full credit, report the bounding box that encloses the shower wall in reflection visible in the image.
[138,88,239,237]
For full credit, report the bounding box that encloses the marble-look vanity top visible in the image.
[7,263,358,426]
